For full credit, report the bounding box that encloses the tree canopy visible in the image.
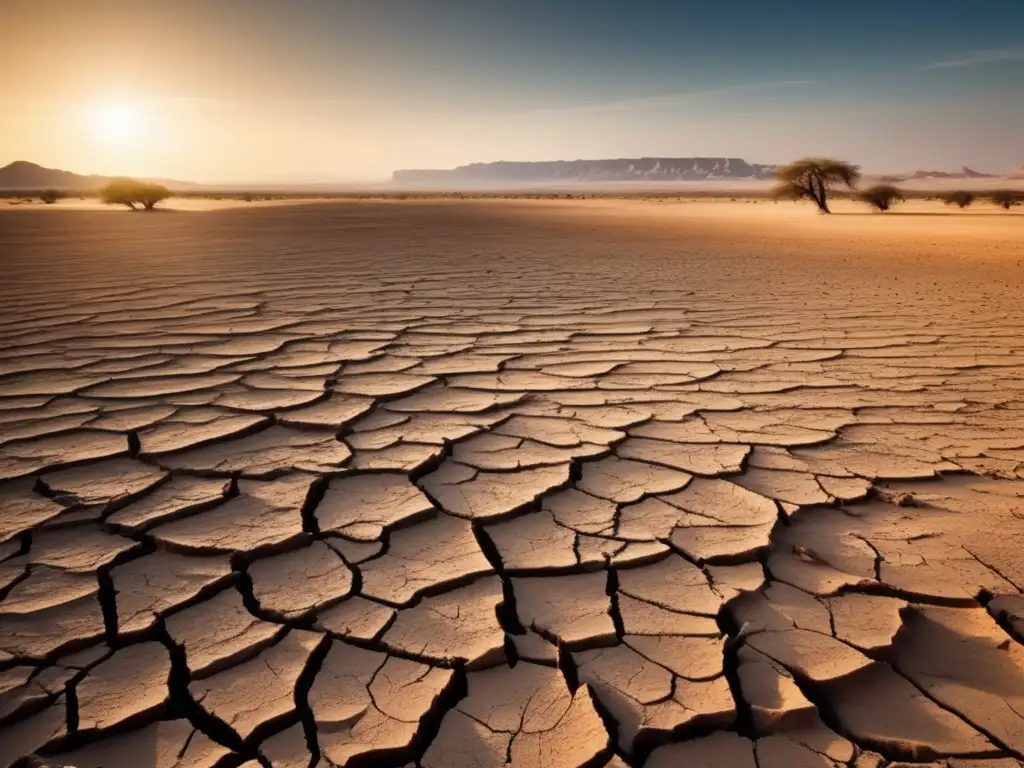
[773,158,861,214]
[100,178,172,210]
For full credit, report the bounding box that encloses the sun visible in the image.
[89,102,143,141]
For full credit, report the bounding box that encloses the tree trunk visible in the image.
[812,172,830,213]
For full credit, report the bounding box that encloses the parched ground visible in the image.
[0,199,1023,768]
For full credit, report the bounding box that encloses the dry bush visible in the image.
[942,190,975,208]
[858,184,905,212]
[990,190,1022,210]
[39,189,63,204]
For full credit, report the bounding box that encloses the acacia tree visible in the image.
[859,184,905,212]
[100,178,171,210]
[773,158,861,214]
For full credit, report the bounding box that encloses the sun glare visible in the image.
[89,102,143,141]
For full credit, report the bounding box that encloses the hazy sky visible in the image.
[3,0,1023,182]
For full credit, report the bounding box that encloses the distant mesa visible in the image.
[3,158,1020,192]
[0,160,193,191]
[391,159,1021,188]
[391,157,777,187]
[879,166,999,183]
[905,166,996,180]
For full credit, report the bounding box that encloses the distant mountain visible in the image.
[392,157,777,187]
[1007,165,1024,180]
[0,161,194,191]
[884,166,998,181]
[960,166,995,179]
[0,161,104,190]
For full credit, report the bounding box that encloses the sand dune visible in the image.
[0,200,1022,767]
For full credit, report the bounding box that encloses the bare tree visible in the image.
[773,158,861,214]
[858,184,905,212]
[942,190,974,208]
[990,190,1022,210]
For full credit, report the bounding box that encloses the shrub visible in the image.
[100,178,172,210]
[858,184,905,212]
[773,158,861,214]
[990,190,1022,210]
[942,190,974,208]
[40,189,63,204]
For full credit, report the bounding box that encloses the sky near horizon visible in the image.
[3,0,1023,183]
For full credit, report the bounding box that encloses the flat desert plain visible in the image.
[0,198,1023,768]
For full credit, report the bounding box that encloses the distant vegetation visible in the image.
[773,159,1024,214]
[1,165,1018,214]
[100,178,172,210]
[858,184,905,212]
[773,158,861,214]
[942,190,975,208]
[990,190,1022,210]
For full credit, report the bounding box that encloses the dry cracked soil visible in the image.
[0,198,1023,768]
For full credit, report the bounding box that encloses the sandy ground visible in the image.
[0,200,1023,768]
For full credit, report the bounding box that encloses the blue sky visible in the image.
[4,0,1023,180]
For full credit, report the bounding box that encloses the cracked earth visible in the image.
[0,200,1023,768]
